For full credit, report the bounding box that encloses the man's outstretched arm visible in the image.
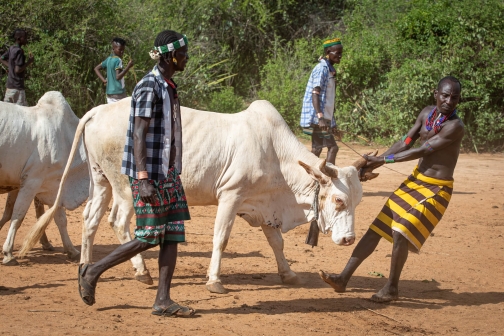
[362,109,425,172]
[381,110,424,156]
[367,119,464,166]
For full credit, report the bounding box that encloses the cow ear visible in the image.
[298,160,324,182]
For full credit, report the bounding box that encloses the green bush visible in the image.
[258,38,322,130]
[333,0,504,151]
[206,86,245,113]
[1,0,502,151]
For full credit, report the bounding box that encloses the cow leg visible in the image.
[108,198,153,285]
[261,224,300,285]
[80,182,112,266]
[53,206,80,261]
[206,201,240,294]
[0,191,18,231]
[1,193,52,251]
[2,186,39,265]
[34,197,54,251]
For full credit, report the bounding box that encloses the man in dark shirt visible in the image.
[1,29,34,106]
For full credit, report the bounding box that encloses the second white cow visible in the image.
[21,99,366,293]
[0,92,89,265]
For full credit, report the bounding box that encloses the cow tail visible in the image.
[19,108,99,257]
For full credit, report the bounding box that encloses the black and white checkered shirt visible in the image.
[121,66,183,181]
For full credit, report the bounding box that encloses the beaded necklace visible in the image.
[164,78,178,99]
[425,107,457,134]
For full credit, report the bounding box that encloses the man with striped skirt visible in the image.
[320,76,464,302]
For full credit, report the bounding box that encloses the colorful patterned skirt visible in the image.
[129,167,190,245]
[370,167,454,252]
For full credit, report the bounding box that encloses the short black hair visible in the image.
[438,76,462,91]
[12,29,26,40]
[112,37,126,46]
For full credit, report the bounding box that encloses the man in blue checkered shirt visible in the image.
[78,30,196,318]
[300,38,343,165]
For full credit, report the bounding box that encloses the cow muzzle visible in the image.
[332,231,356,246]
[341,236,355,246]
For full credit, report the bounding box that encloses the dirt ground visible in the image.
[1,142,503,336]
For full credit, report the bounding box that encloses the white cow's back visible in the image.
[84,99,301,208]
[0,91,88,208]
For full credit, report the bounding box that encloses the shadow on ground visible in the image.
[93,272,504,314]
[196,273,504,314]
[0,282,64,296]
[20,244,266,265]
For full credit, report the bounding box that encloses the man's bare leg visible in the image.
[154,243,177,308]
[320,229,381,292]
[326,145,339,165]
[311,147,322,158]
[371,230,409,302]
[81,239,152,287]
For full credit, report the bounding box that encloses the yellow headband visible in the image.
[323,38,342,48]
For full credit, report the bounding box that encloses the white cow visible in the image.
[21,98,367,293]
[0,92,89,265]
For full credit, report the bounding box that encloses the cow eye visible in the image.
[332,196,346,210]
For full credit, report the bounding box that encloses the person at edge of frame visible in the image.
[1,28,34,106]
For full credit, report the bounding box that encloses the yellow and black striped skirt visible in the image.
[370,167,454,252]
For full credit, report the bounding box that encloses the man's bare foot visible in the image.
[370,285,398,303]
[318,270,347,292]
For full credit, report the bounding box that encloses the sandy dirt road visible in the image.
[1,142,503,335]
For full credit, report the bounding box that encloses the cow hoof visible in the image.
[41,244,55,251]
[206,281,228,294]
[2,257,19,266]
[66,251,81,262]
[281,272,301,285]
[135,270,154,285]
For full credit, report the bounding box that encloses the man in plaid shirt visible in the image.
[78,30,195,318]
[300,38,343,165]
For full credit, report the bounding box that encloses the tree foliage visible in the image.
[0,0,502,151]
[334,0,504,150]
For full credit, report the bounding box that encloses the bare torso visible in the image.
[416,106,464,180]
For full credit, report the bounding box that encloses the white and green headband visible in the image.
[153,35,188,54]
[149,35,188,60]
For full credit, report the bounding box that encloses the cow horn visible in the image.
[352,156,367,170]
[352,149,378,170]
[319,160,338,178]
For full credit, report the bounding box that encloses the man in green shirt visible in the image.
[94,37,134,104]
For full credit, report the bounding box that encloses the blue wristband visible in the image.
[384,154,395,164]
